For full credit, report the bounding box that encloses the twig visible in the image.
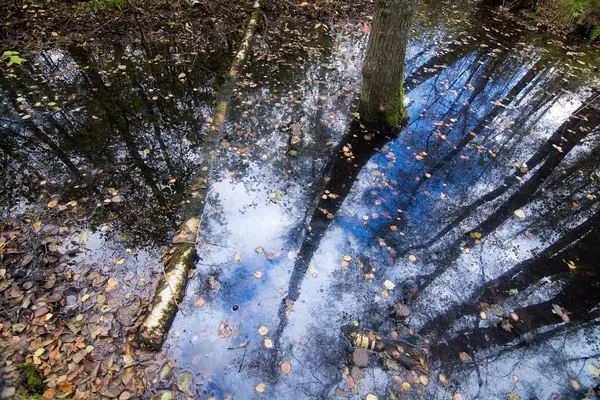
[238,340,249,372]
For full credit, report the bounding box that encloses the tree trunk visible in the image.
[360,0,418,132]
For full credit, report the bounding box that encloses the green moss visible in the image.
[19,363,43,393]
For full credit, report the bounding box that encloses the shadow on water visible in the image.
[2,0,600,399]
[1,40,231,247]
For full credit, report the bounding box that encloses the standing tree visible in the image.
[360,0,418,132]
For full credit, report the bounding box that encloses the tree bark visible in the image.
[360,0,418,132]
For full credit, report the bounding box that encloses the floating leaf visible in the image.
[514,209,525,219]
[253,271,263,279]
[570,379,580,391]
[258,326,269,335]
[459,352,469,362]
[264,338,273,348]
[255,383,266,392]
[383,280,395,290]
[281,361,291,374]
[409,255,417,262]
[234,252,241,261]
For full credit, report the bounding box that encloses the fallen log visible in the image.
[137,0,263,350]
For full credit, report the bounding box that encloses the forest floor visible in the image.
[1,0,371,51]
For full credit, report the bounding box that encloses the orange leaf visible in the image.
[281,361,292,374]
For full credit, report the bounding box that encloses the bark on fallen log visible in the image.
[137,0,263,350]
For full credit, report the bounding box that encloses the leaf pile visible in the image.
[0,218,171,399]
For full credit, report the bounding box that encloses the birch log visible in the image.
[137,0,263,350]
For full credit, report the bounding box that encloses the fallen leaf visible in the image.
[264,338,273,348]
[459,352,469,362]
[409,255,417,262]
[253,271,263,279]
[258,326,269,335]
[384,280,395,290]
[196,298,205,307]
[439,374,447,383]
[514,209,525,219]
[570,379,580,390]
[281,361,291,374]
[255,383,266,392]
[402,381,411,391]
[234,252,241,261]
[43,387,56,398]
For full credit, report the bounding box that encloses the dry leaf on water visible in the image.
[514,209,525,219]
[281,361,291,374]
[258,326,268,335]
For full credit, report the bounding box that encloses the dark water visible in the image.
[2,0,600,399]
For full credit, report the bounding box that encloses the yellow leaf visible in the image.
[264,338,273,348]
[255,383,266,392]
[234,252,242,261]
[298,1,309,5]
[253,271,263,279]
[409,255,417,262]
[514,209,525,219]
[258,326,269,335]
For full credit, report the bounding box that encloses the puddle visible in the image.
[2,0,600,399]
